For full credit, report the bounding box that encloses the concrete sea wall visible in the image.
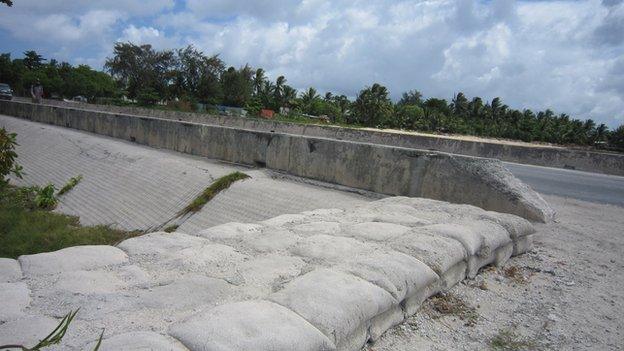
[0,100,554,222]
[16,97,624,176]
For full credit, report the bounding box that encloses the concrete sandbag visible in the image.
[269,269,396,350]
[169,300,336,351]
[18,245,128,276]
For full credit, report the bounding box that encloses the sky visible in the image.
[0,0,623,127]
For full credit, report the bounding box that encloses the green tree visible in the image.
[105,43,175,103]
[609,125,624,150]
[300,87,320,114]
[352,83,393,127]
[395,104,425,130]
[221,65,253,107]
[23,51,46,70]
[173,45,224,103]
[273,75,287,109]
[252,68,266,96]
[398,90,423,106]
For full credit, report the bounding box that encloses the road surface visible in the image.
[504,162,624,206]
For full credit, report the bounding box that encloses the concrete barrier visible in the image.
[15,97,624,176]
[0,100,554,222]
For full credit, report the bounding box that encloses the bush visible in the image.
[136,87,160,106]
[0,128,23,188]
[609,125,624,150]
[34,183,57,209]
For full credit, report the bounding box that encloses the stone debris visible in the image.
[0,197,536,351]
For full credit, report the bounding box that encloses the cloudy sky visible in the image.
[0,0,622,127]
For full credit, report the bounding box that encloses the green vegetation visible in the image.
[0,310,103,351]
[0,127,23,188]
[2,45,623,149]
[490,329,536,350]
[0,185,138,258]
[0,51,117,101]
[58,175,83,196]
[163,224,179,233]
[180,172,249,216]
[33,184,57,210]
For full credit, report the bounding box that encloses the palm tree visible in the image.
[301,87,319,106]
[273,76,288,108]
[252,68,265,96]
[282,85,297,107]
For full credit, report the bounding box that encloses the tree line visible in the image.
[0,43,623,149]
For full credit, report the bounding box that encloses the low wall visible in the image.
[17,97,624,176]
[0,100,554,222]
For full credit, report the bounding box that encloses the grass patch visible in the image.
[490,329,536,350]
[163,224,179,233]
[429,293,479,326]
[179,172,249,216]
[0,185,139,259]
[58,175,83,196]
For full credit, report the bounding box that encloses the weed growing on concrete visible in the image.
[0,185,140,258]
[429,293,479,326]
[164,224,179,233]
[490,328,536,350]
[180,172,250,215]
[503,266,527,284]
[58,175,83,196]
[34,183,57,209]
[0,310,104,351]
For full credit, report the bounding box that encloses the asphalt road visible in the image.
[504,162,624,206]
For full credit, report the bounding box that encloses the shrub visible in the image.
[0,128,23,188]
[34,183,57,209]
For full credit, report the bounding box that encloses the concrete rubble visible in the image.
[0,197,537,351]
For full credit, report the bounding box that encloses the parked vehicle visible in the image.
[0,83,13,100]
[72,95,88,103]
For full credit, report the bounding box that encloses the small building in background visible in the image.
[260,109,275,119]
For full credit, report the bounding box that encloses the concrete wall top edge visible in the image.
[11,97,622,176]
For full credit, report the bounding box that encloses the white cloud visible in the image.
[1,0,622,127]
[118,25,181,49]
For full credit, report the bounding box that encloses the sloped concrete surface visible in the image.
[1,115,369,231]
[0,103,554,222]
[0,197,537,351]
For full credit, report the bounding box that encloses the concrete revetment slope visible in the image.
[0,100,554,222]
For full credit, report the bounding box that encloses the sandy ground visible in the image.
[365,195,624,351]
